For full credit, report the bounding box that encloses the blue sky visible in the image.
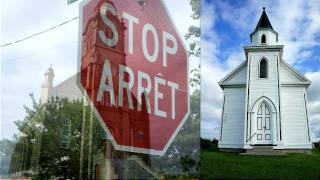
[201,0,320,141]
[1,0,319,143]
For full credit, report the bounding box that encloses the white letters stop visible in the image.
[97,2,180,119]
[99,2,178,67]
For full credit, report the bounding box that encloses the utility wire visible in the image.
[1,17,79,48]
[1,40,77,63]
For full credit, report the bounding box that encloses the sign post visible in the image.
[77,0,189,155]
[67,0,78,5]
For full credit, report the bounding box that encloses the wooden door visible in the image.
[256,103,272,144]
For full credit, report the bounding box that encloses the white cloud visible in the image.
[305,71,320,141]
[201,0,320,141]
[0,0,198,140]
[213,0,320,64]
[271,0,320,64]
[164,0,200,79]
[163,0,199,44]
[200,1,226,139]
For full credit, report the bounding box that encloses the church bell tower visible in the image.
[40,65,54,103]
[243,7,283,148]
[250,7,278,46]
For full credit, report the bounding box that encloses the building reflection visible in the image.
[6,1,199,179]
[8,1,154,179]
[80,0,151,179]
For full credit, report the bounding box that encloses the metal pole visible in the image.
[87,102,94,179]
[79,97,87,179]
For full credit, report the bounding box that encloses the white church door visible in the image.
[256,103,272,144]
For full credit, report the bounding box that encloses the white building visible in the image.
[40,65,83,103]
[39,66,156,179]
[218,8,312,152]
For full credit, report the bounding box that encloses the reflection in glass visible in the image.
[4,93,199,179]
[1,0,200,179]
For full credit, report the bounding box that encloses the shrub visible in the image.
[201,138,219,151]
[200,138,212,149]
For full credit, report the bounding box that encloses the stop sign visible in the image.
[77,0,189,155]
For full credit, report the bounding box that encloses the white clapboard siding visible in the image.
[279,64,304,83]
[220,88,246,145]
[227,66,247,84]
[248,53,279,110]
[281,87,309,144]
[218,16,312,150]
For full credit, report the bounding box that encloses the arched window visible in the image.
[259,58,268,78]
[261,34,266,44]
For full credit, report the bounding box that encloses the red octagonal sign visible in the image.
[77,0,189,155]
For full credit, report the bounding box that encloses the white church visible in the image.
[218,8,312,153]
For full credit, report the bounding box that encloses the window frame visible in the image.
[258,58,268,79]
[261,34,267,44]
[60,118,71,149]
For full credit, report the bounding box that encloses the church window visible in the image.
[261,34,266,44]
[257,106,262,115]
[60,119,71,149]
[259,58,268,78]
[265,106,270,115]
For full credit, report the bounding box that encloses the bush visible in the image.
[212,139,218,144]
[200,138,212,149]
[201,138,219,151]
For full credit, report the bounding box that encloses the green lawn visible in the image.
[201,149,320,179]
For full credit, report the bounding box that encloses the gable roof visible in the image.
[280,60,311,85]
[218,61,247,87]
[218,59,311,88]
[51,73,83,100]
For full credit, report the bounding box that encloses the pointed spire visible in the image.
[45,64,54,76]
[41,65,55,103]
[254,7,274,31]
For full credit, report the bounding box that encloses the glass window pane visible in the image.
[260,59,267,78]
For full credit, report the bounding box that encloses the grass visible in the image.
[200,148,320,179]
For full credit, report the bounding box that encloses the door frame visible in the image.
[255,102,272,144]
[249,96,278,146]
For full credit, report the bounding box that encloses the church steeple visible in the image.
[250,7,278,45]
[254,7,274,31]
[40,65,55,103]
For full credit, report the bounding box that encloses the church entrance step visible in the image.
[239,152,287,156]
[240,145,287,156]
[251,145,274,150]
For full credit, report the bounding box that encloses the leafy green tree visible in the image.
[176,0,200,176]
[185,0,200,58]
[150,0,200,177]
[9,0,201,178]
[9,95,99,179]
